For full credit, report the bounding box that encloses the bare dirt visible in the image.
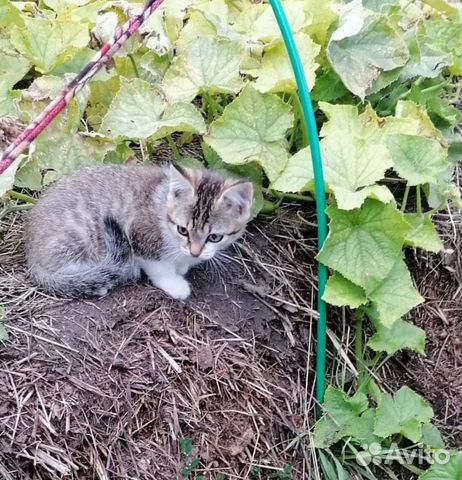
[0,200,460,479]
[0,208,322,479]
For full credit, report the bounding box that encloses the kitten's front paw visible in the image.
[160,276,191,300]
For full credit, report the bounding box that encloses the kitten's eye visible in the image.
[177,225,189,236]
[207,233,223,243]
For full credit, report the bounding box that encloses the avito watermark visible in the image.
[356,442,451,466]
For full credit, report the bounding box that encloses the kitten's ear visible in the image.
[218,181,253,219]
[168,163,195,201]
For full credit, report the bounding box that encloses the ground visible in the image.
[0,193,460,479]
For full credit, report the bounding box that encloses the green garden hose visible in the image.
[269,0,329,407]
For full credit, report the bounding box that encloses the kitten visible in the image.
[25,164,253,299]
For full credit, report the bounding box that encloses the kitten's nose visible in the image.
[189,243,203,257]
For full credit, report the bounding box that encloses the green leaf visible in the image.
[424,17,462,75]
[314,386,375,448]
[400,26,453,81]
[0,0,24,30]
[311,69,349,102]
[43,0,92,13]
[322,272,367,309]
[151,102,206,141]
[419,452,462,480]
[204,85,293,181]
[0,43,31,88]
[245,32,320,93]
[374,386,434,442]
[318,103,394,210]
[385,100,445,143]
[0,155,23,196]
[180,437,193,456]
[420,423,445,449]
[327,3,409,99]
[368,318,425,354]
[162,36,244,102]
[101,77,165,138]
[10,16,89,73]
[404,213,443,253]
[100,77,205,140]
[317,200,409,291]
[368,257,424,326]
[0,79,20,116]
[17,132,115,189]
[385,134,448,186]
[139,51,170,85]
[271,147,313,193]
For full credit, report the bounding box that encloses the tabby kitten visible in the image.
[25,164,253,299]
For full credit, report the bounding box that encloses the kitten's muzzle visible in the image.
[189,242,203,258]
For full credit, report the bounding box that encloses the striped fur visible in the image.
[25,164,253,298]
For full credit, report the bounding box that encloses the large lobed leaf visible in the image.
[162,36,244,102]
[317,200,409,292]
[244,32,320,94]
[100,77,205,140]
[327,0,409,99]
[374,386,434,442]
[204,85,293,181]
[10,16,89,74]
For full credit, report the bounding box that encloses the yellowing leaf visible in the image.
[0,155,23,196]
[17,132,115,189]
[322,272,367,308]
[385,134,448,186]
[10,16,89,73]
[0,42,31,88]
[245,33,320,93]
[0,79,20,116]
[368,257,423,326]
[234,1,311,44]
[101,77,205,140]
[162,37,244,102]
[204,85,293,181]
[318,200,409,292]
[176,10,217,52]
[318,103,394,210]
[327,1,409,99]
[271,147,314,193]
[150,102,206,141]
[386,100,445,143]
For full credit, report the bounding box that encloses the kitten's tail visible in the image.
[31,217,135,297]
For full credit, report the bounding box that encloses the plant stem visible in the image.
[127,53,140,79]
[167,135,181,161]
[400,184,410,212]
[420,82,445,95]
[205,93,220,119]
[292,93,309,148]
[263,188,314,203]
[416,185,422,216]
[139,140,147,163]
[8,191,37,204]
[0,204,32,223]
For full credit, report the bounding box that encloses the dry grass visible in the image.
[0,207,328,479]
[0,133,460,480]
